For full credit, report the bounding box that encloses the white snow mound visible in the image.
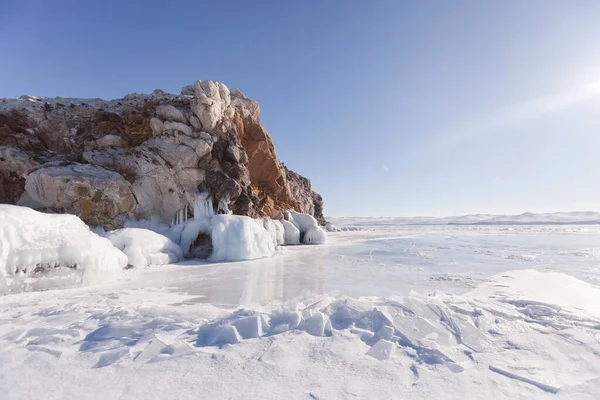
[304,225,328,244]
[178,218,212,256]
[210,215,276,261]
[0,205,127,293]
[105,228,183,268]
[287,210,327,244]
[280,219,300,245]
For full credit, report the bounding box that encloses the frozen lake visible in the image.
[119,224,600,307]
[2,223,600,399]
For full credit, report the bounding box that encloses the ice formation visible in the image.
[193,192,214,219]
[272,220,286,246]
[179,218,212,257]
[286,210,327,244]
[262,218,280,247]
[304,225,328,244]
[128,193,327,261]
[171,205,189,226]
[0,205,127,293]
[210,215,276,261]
[105,228,183,268]
[280,219,301,245]
[161,193,326,260]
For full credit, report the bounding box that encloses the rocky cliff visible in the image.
[0,81,325,228]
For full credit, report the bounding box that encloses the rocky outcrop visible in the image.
[23,163,136,228]
[0,81,324,228]
[284,166,325,225]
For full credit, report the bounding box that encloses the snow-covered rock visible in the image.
[324,222,341,232]
[272,220,285,246]
[0,205,127,293]
[281,219,301,245]
[286,210,327,244]
[210,215,276,261]
[179,218,212,257]
[304,225,328,244]
[104,228,183,268]
[262,218,280,247]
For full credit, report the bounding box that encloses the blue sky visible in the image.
[2,1,600,216]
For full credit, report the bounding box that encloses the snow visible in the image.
[286,210,319,233]
[272,219,285,245]
[2,220,600,399]
[328,211,600,228]
[0,205,126,294]
[210,215,276,261]
[178,218,212,256]
[262,218,280,247]
[104,228,183,268]
[286,210,327,244]
[280,219,300,245]
[303,225,328,244]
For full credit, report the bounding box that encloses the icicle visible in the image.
[194,192,214,219]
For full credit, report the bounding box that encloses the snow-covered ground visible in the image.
[1,222,600,399]
[329,211,600,227]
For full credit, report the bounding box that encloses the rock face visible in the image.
[285,166,325,225]
[0,81,324,228]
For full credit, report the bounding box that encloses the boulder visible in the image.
[0,145,37,204]
[155,104,189,124]
[190,80,232,134]
[22,163,136,228]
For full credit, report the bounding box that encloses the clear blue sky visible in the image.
[3,1,600,217]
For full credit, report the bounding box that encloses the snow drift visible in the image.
[104,228,183,268]
[0,205,127,293]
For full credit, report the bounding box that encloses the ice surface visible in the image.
[210,215,276,261]
[2,223,600,399]
[105,228,183,268]
[0,205,126,293]
[329,211,600,227]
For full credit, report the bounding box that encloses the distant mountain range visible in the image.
[328,211,600,227]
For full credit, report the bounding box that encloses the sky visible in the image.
[2,1,600,217]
